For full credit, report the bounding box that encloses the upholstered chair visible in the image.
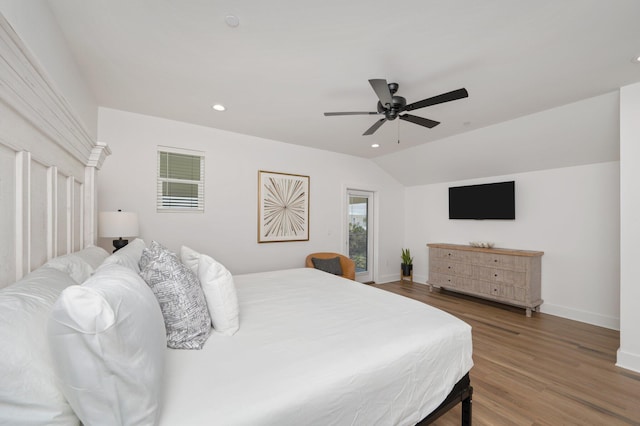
[305,252,356,280]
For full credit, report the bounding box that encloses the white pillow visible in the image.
[199,254,240,336]
[180,246,239,335]
[72,245,110,269]
[47,263,166,426]
[180,245,200,275]
[45,252,94,284]
[100,238,146,273]
[0,267,79,426]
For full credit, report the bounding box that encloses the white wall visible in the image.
[405,162,620,329]
[618,82,640,372]
[374,91,619,186]
[0,1,97,139]
[97,108,404,282]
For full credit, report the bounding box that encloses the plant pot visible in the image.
[401,263,413,276]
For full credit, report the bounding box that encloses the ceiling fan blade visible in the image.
[363,118,387,135]
[369,79,393,107]
[404,88,469,112]
[324,111,379,116]
[400,114,440,128]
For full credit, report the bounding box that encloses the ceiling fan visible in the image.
[324,79,468,136]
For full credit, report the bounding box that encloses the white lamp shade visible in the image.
[99,211,139,238]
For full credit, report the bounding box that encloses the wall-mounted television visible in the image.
[449,181,515,220]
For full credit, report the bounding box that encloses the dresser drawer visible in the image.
[474,266,526,287]
[430,247,471,263]
[488,283,526,303]
[470,252,528,271]
[430,259,473,278]
[428,272,491,295]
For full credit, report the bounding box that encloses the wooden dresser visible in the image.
[427,243,543,316]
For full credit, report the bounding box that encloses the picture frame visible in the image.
[258,170,310,243]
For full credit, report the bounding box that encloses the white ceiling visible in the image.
[47,0,640,160]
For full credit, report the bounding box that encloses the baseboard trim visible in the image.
[540,303,619,330]
[616,349,640,373]
[377,273,400,284]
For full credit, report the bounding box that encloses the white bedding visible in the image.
[160,268,473,426]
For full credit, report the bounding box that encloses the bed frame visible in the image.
[417,373,473,425]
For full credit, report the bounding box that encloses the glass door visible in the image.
[347,190,374,282]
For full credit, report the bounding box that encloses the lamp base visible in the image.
[112,238,129,252]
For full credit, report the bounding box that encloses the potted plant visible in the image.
[401,248,413,276]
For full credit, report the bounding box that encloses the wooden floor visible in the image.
[372,281,640,426]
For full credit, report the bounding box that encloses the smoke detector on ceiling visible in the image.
[225,15,240,27]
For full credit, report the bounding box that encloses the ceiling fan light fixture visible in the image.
[371,143,380,148]
[212,104,226,111]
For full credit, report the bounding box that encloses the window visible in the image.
[157,147,204,212]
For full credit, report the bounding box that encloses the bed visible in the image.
[0,247,473,425]
[160,268,473,425]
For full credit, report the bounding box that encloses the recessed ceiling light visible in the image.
[635,55,640,63]
[225,15,240,27]
[371,144,380,148]
[212,104,226,111]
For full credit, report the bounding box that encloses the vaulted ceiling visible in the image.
[47,1,640,169]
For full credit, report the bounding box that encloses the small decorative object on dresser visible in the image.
[427,243,543,317]
[469,241,494,248]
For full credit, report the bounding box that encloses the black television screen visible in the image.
[449,181,515,220]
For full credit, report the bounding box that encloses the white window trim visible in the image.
[157,145,205,213]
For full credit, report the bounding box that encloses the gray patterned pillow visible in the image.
[139,244,211,349]
[311,257,343,276]
[139,240,164,272]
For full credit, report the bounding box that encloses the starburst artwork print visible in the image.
[258,171,309,243]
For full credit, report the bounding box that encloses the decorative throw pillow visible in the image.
[139,240,165,271]
[311,256,343,276]
[140,244,212,349]
[0,267,79,425]
[100,238,146,273]
[48,264,166,426]
[198,254,240,336]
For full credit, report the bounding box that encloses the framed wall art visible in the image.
[258,170,310,243]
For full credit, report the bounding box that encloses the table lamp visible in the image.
[98,210,139,252]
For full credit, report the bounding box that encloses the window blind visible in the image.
[157,147,204,212]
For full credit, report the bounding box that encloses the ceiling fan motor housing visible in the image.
[377,95,406,120]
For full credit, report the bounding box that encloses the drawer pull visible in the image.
[448,266,451,269]
[494,274,498,277]
[494,259,498,262]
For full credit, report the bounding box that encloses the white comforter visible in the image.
[160,268,473,426]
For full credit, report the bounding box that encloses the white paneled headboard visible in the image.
[0,13,109,287]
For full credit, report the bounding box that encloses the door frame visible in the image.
[343,185,378,283]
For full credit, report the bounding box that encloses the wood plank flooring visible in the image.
[371,281,640,426]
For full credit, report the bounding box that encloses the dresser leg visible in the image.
[526,308,532,317]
